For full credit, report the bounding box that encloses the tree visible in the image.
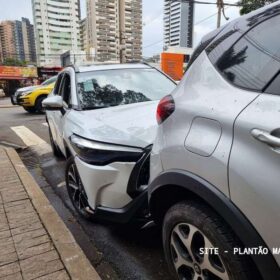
[238,0,276,15]
[3,58,27,66]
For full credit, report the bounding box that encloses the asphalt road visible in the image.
[0,101,172,280]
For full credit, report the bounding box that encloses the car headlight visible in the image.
[69,134,144,165]
[21,91,32,97]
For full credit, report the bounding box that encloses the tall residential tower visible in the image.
[32,0,81,66]
[86,0,142,62]
[0,21,15,63]
[0,18,36,64]
[163,0,194,49]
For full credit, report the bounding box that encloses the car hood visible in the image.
[70,101,159,149]
[16,85,38,94]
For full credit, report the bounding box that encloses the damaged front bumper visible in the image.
[72,134,152,223]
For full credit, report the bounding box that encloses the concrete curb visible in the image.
[0,105,18,108]
[5,148,101,280]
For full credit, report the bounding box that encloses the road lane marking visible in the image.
[11,126,51,155]
[42,122,48,127]
[11,126,45,146]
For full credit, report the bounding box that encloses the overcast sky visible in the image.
[0,0,241,57]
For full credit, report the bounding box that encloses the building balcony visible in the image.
[47,0,70,8]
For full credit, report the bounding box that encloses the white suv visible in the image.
[148,3,280,280]
[43,63,175,222]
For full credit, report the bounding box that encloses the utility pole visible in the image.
[217,0,222,28]
[118,0,126,63]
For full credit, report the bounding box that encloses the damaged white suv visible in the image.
[43,63,176,222]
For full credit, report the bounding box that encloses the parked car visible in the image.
[148,3,280,280]
[43,63,176,223]
[11,75,57,113]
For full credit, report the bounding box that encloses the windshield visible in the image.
[42,75,57,86]
[76,68,176,110]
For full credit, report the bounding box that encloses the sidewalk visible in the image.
[0,98,16,108]
[0,148,100,280]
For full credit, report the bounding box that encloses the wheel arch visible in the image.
[149,170,280,280]
[35,93,48,104]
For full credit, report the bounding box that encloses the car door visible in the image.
[228,15,280,266]
[47,73,64,146]
[53,72,72,153]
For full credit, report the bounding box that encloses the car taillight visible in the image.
[156,95,175,124]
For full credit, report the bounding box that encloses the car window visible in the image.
[53,73,64,95]
[265,73,280,95]
[76,68,176,110]
[185,26,225,72]
[60,73,71,105]
[212,15,280,92]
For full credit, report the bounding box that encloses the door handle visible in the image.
[251,129,280,148]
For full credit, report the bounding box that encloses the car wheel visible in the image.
[23,106,36,113]
[65,156,94,220]
[10,96,15,105]
[35,96,46,114]
[48,127,64,158]
[163,201,256,280]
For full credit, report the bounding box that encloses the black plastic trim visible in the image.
[127,145,152,198]
[94,190,148,224]
[148,170,280,280]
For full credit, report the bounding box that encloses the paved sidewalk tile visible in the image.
[0,149,71,280]
[20,250,64,280]
[35,270,69,280]
[0,262,21,278]
[0,271,23,280]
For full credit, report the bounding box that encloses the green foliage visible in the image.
[3,58,27,66]
[239,0,276,15]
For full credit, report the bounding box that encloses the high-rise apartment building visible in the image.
[0,21,16,63]
[0,18,36,64]
[80,18,87,52]
[21,18,37,63]
[163,0,194,48]
[32,0,81,66]
[14,21,25,62]
[86,0,142,62]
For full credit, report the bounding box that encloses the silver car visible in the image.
[149,3,280,280]
[43,63,175,223]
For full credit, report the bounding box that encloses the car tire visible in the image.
[10,96,15,105]
[35,96,46,114]
[162,201,258,280]
[48,127,64,158]
[65,156,94,220]
[23,106,37,113]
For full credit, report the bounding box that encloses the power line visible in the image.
[143,40,164,49]
[143,9,163,27]
[143,6,229,49]
[168,0,241,7]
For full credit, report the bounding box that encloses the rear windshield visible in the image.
[76,68,176,110]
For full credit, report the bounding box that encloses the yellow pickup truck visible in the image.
[12,76,57,113]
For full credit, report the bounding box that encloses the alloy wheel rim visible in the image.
[170,223,229,280]
[67,163,90,214]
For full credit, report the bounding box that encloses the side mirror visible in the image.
[42,95,63,110]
